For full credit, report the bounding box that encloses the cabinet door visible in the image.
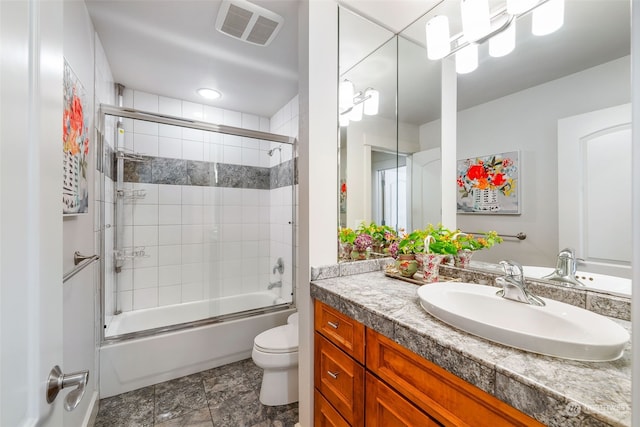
[314,332,365,426]
[366,329,544,427]
[315,390,350,427]
[366,373,442,427]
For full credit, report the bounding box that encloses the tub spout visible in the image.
[268,280,282,290]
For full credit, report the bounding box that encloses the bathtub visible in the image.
[100,292,295,397]
[105,291,286,337]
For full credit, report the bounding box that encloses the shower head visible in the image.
[267,147,282,156]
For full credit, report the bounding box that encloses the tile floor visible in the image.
[94,358,298,427]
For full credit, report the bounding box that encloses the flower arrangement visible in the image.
[338,227,356,244]
[353,233,373,252]
[457,155,516,198]
[454,231,503,252]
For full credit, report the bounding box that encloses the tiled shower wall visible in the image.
[104,89,297,314]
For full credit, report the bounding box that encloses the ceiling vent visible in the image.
[215,0,284,47]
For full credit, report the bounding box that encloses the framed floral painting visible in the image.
[456,151,520,214]
[62,60,90,215]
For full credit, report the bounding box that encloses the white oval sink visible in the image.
[417,282,629,361]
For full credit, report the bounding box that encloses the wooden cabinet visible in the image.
[314,300,365,426]
[365,372,442,427]
[366,328,544,427]
[314,299,545,427]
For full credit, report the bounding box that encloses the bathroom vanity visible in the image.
[310,262,631,426]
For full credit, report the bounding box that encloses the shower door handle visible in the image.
[46,365,89,411]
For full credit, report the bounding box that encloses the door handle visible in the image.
[46,365,89,411]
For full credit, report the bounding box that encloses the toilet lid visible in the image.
[254,324,298,354]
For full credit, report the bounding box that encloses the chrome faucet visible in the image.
[268,280,282,290]
[272,257,284,275]
[542,248,585,287]
[496,260,545,306]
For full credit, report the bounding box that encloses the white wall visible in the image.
[431,56,630,267]
[298,1,338,425]
[62,1,100,425]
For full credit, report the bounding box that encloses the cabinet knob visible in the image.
[327,321,339,329]
[327,370,340,379]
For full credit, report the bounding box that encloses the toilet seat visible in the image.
[254,324,298,354]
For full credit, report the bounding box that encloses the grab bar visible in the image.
[462,231,527,241]
[63,252,100,283]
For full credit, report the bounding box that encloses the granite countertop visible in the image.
[310,270,632,427]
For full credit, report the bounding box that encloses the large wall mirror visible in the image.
[338,0,631,297]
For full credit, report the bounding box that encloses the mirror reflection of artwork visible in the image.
[62,60,90,215]
[340,179,347,213]
[457,151,520,214]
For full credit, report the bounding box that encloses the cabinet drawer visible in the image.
[314,389,350,427]
[314,300,365,363]
[314,332,365,426]
[366,372,442,427]
[366,329,544,427]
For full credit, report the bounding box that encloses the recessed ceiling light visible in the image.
[197,88,222,100]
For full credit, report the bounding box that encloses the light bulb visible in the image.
[460,0,491,42]
[339,113,350,127]
[426,15,451,60]
[489,20,516,57]
[456,43,478,74]
[339,80,355,112]
[532,0,564,36]
[506,0,538,15]
[349,99,363,122]
[363,89,379,116]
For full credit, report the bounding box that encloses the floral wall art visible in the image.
[62,60,90,215]
[456,151,520,214]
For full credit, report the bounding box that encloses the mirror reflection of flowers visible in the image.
[457,155,516,198]
[340,180,347,203]
[353,233,373,252]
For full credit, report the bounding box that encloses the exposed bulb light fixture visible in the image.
[197,88,222,100]
[460,0,491,42]
[532,0,564,36]
[426,15,451,60]
[363,88,379,115]
[339,80,379,126]
[425,0,565,74]
[489,20,516,57]
[339,80,355,111]
[506,0,538,15]
[456,42,478,74]
[349,97,363,121]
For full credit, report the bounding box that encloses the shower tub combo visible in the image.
[98,103,296,397]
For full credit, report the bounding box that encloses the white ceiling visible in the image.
[86,0,299,118]
[86,0,630,124]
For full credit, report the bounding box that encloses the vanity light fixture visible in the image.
[197,88,222,100]
[339,80,379,127]
[425,0,564,73]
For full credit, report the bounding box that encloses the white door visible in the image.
[558,104,632,278]
[409,148,441,230]
[1,0,65,425]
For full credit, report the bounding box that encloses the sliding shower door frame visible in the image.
[98,104,297,343]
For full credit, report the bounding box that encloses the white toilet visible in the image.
[252,312,299,406]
